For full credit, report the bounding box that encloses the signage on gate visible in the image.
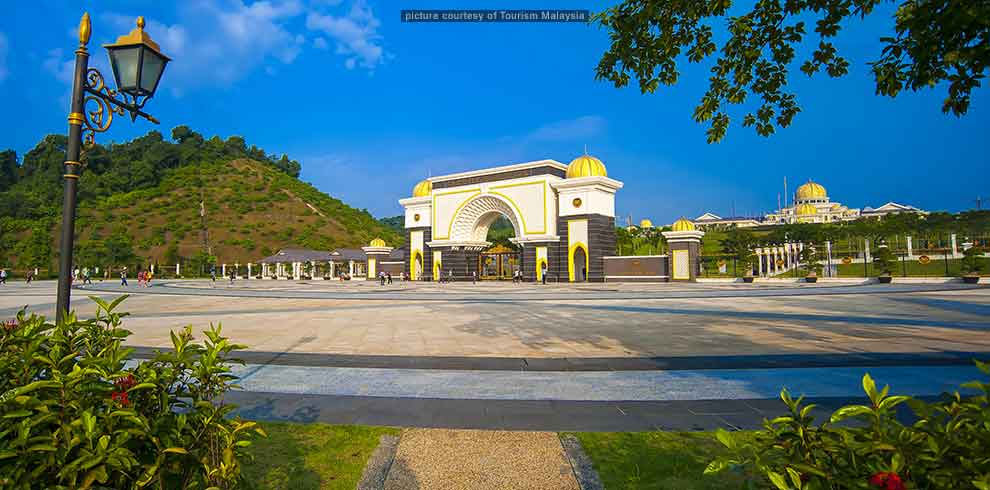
[776,259,784,267]
[919,255,931,265]
[842,256,852,265]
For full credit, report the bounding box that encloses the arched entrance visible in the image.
[570,244,588,282]
[479,244,519,280]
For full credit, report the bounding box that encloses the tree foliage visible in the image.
[594,0,990,143]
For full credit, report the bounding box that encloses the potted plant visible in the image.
[800,244,821,283]
[873,243,896,283]
[960,246,983,284]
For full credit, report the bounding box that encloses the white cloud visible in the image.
[305,0,386,70]
[43,48,74,85]
[101,0,306,89]
[0,32,8,82]
[313,36,328,50]
[527,115,606,143]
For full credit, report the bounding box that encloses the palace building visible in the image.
[690,180,926,229]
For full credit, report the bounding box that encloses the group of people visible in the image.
[71,267,95,285]
[377,271,393,285]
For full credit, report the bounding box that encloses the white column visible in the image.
[151,264,155,274]
[826,241,833,277]
[864,239,871,263]
[349,260,355,276]
[222,263,226,277]
[330,261,335,278]
[293,262,300,280]
[906,236,913,259]
[176,263,180,276]
[247,263,252,278]
[951,233,959,257]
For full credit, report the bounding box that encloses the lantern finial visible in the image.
[137,16,145,30]
[79,12,92,47]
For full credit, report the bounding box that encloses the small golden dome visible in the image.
[625,225,638,232]
[566,155,607,178]
[639,219,653,228]
[795,181,827,200]
[671,217,695,232]
[369,237,386,247]
[412,179,432,197]
[796,203,818,216]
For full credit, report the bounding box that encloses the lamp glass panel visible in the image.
[139,47,166,95]
[110,46,141,91]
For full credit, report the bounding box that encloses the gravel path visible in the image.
[383,429,580,490]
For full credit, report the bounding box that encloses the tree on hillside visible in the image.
[0,150,18,192]
[594,0,989,143]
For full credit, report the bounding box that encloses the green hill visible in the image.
[0,128,400,276]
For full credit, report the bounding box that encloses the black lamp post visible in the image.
[56,13,169,320]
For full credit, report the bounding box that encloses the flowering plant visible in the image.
[0,296,264,489]
[706,361,990,489]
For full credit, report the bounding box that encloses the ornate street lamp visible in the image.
[56,13,169,319]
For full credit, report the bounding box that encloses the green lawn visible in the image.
[571,431,752,490]
[243,422,399,490]
[835,257,988,277]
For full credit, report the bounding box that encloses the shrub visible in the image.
[872,244,897,276]
[961,246,984,275]
[706,362,990,490]
[0,296,264,489]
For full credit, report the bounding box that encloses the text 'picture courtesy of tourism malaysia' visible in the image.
[1,2,989,490]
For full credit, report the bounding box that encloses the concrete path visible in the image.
[383,429,580,490]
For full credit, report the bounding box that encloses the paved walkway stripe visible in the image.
[225,392,938,432]
[129,348,990,371]
[208,364,985,402]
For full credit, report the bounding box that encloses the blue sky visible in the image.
[2,0,988,223]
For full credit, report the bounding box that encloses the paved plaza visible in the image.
[2,279,988,431]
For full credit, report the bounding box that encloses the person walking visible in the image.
[0,268,7,285]
[541,262,548,285]
[472,270,477,284]
[104,267,110,282]
[228,267,235,285]
[84,268,93,285]
[386,272,392,285]
[120,267,128,287]
[146,269,153,287]
[26,269,34,285]
[210,265,217,287]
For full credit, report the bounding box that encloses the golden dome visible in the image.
[369,237,386,247]
[412,179,432,197]
[639,219,653,228]
[796,203,818,216]
[671,217,696,232]
[795,181,827,200]
[566,155,607,178]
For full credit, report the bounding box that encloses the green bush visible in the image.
[961,247,984,275]
[706,362,990,490]
[0,296,264,489]
[872,245,897,276]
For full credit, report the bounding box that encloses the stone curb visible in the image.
[357,434,401,490]
[559,434,604,490]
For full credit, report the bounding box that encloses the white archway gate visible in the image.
[399,158,623,282]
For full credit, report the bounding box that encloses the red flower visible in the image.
[114,374,137,391]
[869,472,905,490]
[110,390,130,407]
[885,473,905,490]
[2,319,18,332]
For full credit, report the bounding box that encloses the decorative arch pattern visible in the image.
[449,194,523,242]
